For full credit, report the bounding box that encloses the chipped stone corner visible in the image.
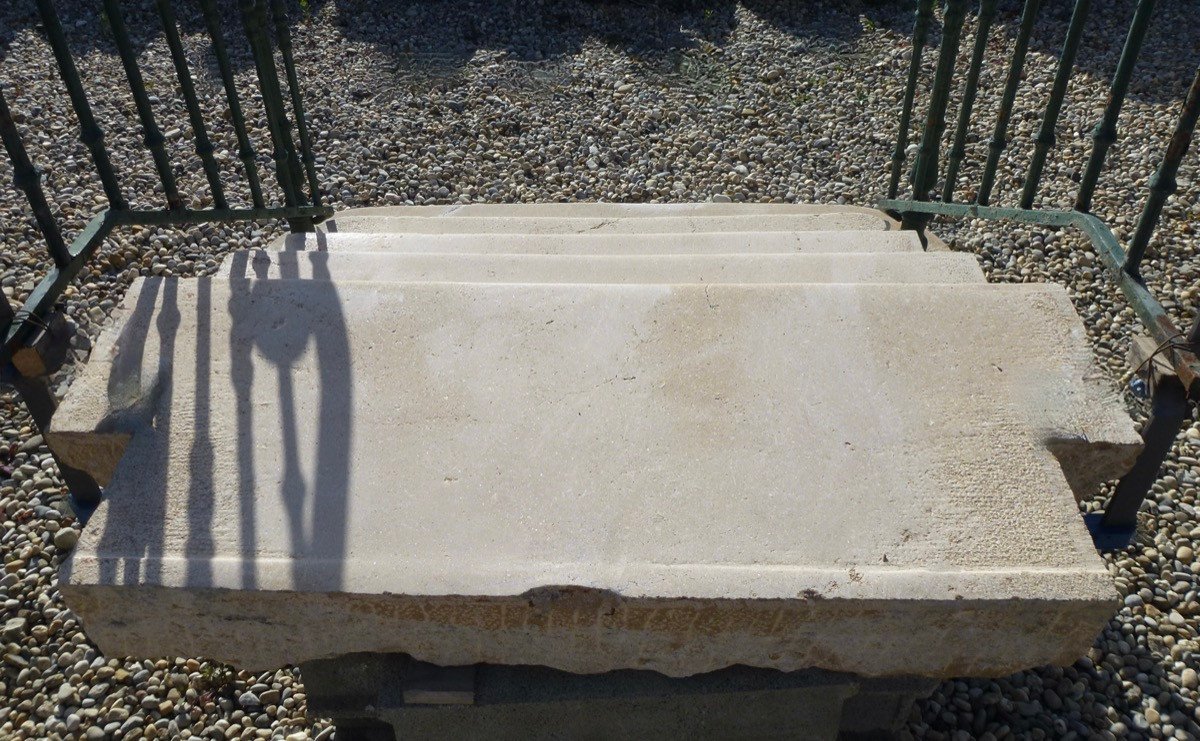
[43,430,131,488]
[1047,435,1144,504]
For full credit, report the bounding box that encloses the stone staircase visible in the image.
[50,204,1141,737]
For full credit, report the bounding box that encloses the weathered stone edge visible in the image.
[62,550,1115,599]
[60,581,1114,679]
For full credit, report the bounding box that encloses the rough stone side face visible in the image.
[60,584,1114,679]
[1049,438,1145,504]
[43,431,130,488]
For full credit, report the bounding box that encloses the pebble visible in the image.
[2,616,25,641]
[53,527,79,552]
[1184,668,1199,689]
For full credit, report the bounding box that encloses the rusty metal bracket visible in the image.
[10,310,74,378]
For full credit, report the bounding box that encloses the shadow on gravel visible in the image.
[997,0,1200,106]
[0,0,243,56]
[313,0,1198,105]
[294,0,914,73]
[7,0,1193,109]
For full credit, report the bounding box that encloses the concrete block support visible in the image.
[299,653,937,741]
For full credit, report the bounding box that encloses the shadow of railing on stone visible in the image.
[80,247,352,594]
[225,234,353,593]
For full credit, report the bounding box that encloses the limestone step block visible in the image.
[277,230,923,255]
[318,212,890,235]
[53,278,1139,679]
[218,250,986,283]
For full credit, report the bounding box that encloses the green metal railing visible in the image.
[884,0,1200,549]
[0,0,331,514]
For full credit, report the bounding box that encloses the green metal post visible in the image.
[0,288,12,330]
[0,86,70,267]
[943,0,998,203]
[888,0,936,200]
[252,0,305,208]
[35,0,126,210]
[1020,0,1091,209]
[901,0,970,233]
[270,0,323,207]
[199,0,265,208]
[977,0,1041,206]
[5,372,105,513]
[2,212,116,353]
[1075,0,1157,213]
[1098,376,1189,538]
[102,0,182,209]
[1124,66,1200,278]
[155,0,227,210]
[0,312,12,373]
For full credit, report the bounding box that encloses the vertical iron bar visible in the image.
[1100,376,1189,533]
[6,373,105,515]
[270,0,322,207]
[888,0,936,200]
[199,0,265,208]
[102,0,182,209]
[240,0,301,209]
[252,0,305,212]
[901,0,970,232]
[0,86,70,267]
[154,0,227,209]
[1020,0,1092,209]
[1123,66,1200,278]
[942,0,998,203]
[0,284,14,331]
[1075,0,1157,213]
[35,0,126,210]
[977,0,1042,206]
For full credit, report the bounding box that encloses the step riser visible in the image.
[219,251,986,283]
[281,231,923,254]
[327,203,897,219]
[321,213,890,235]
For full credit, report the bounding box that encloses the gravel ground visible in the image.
[1,0,1199,738]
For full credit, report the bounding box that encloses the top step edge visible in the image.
[316,214,894,236]
[274,230,925,253]
[323,203,899,220]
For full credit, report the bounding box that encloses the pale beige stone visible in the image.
[318,213,890,235]
[57,278,1136,678]
[279,230,923,254]
[311,202,955,251]
[219,250,985,283]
